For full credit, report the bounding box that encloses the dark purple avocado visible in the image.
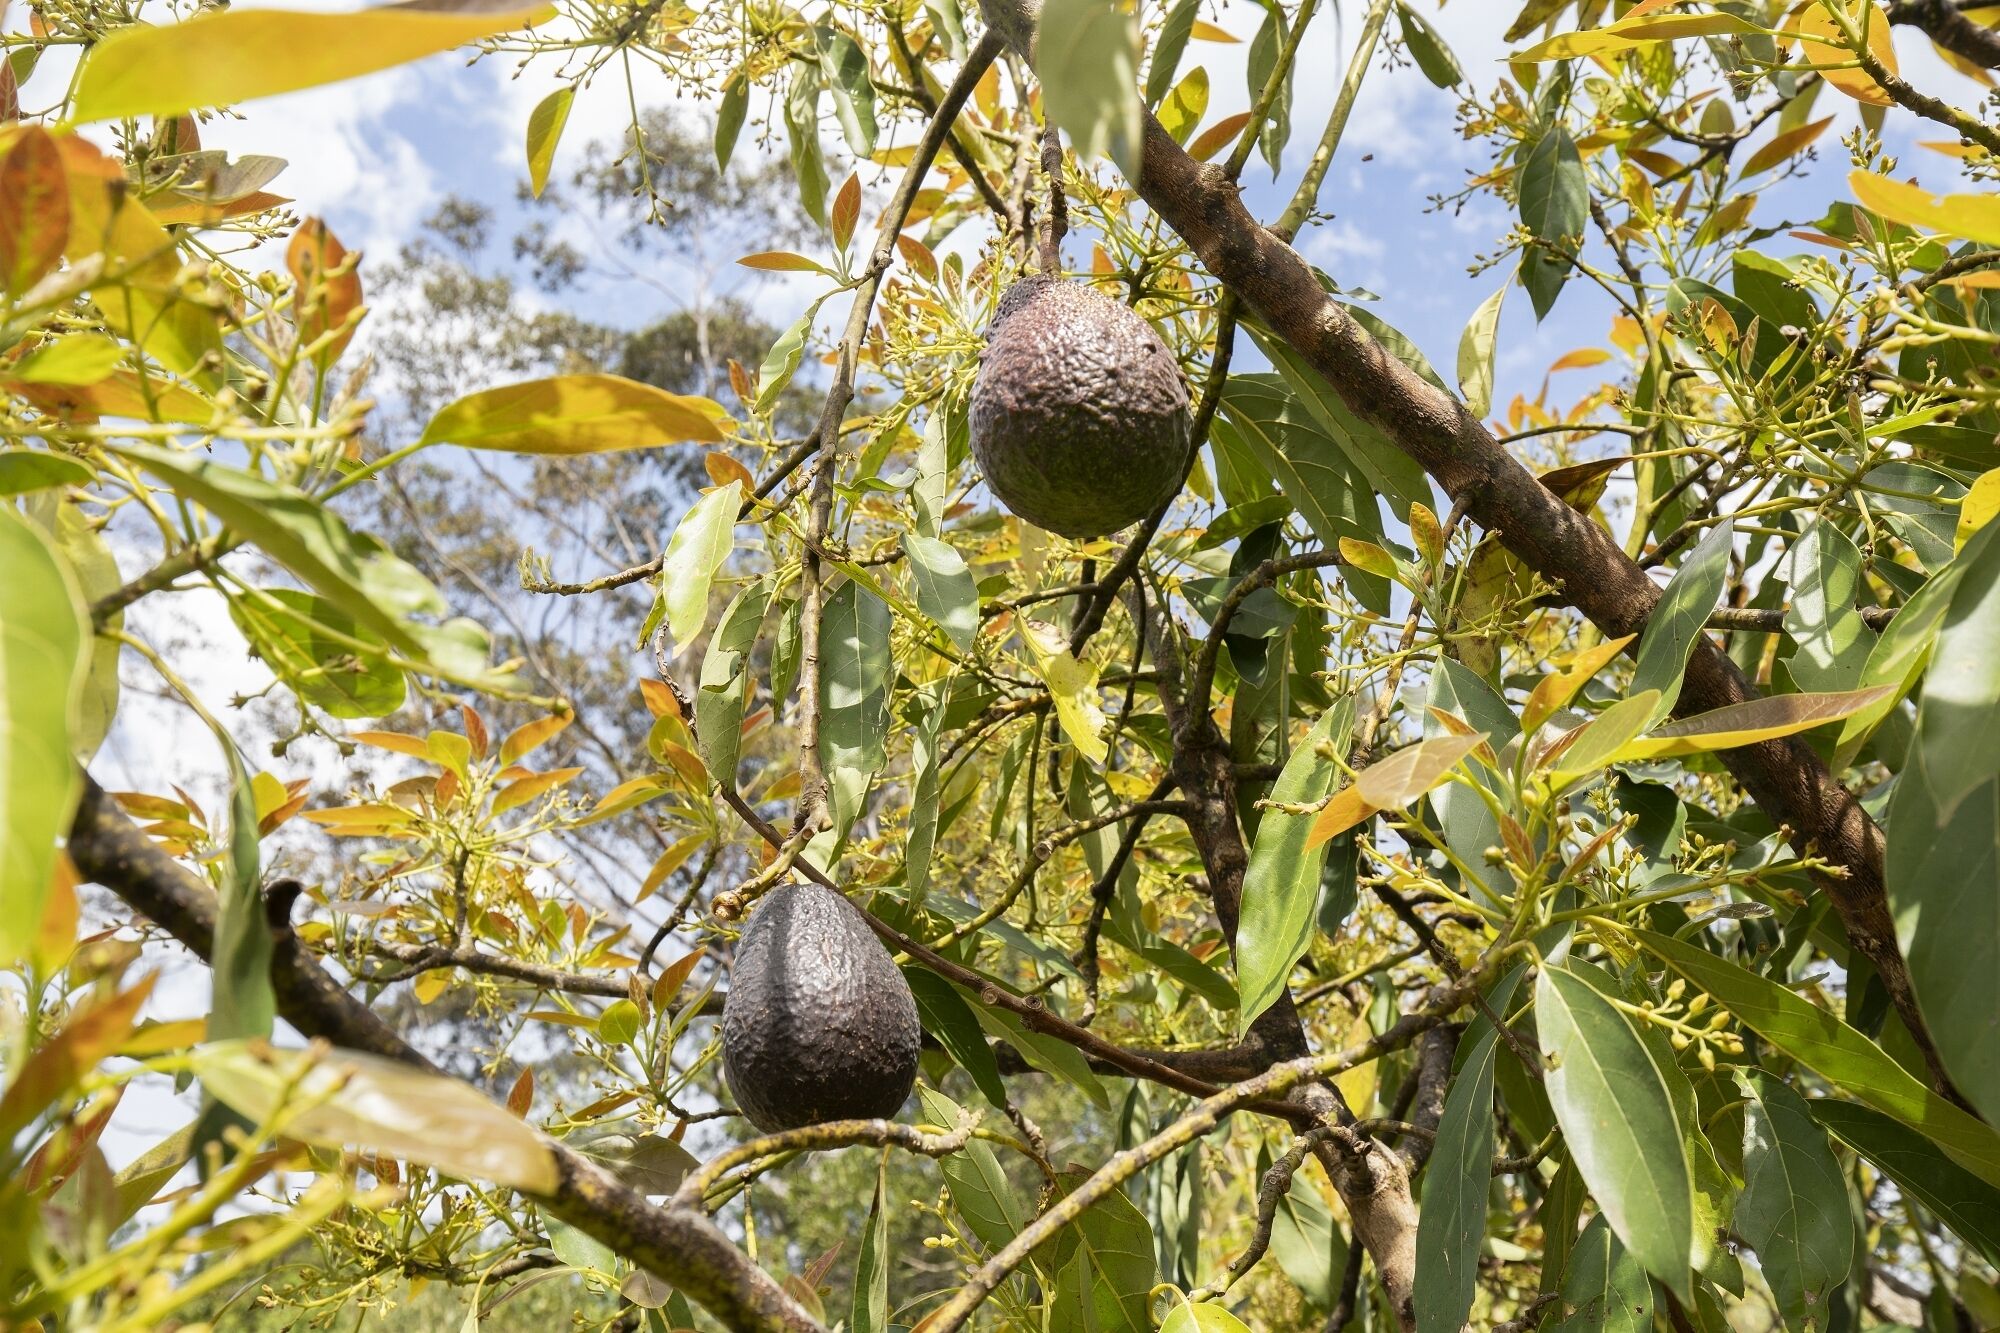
[968,276,1192,540]
[722,882,921,1132]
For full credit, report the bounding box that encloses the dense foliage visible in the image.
[3,0,2000,1330]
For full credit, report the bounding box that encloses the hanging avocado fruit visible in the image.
[722,882,922,1132]
[968,275,1192,540]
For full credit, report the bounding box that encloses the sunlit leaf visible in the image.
[1038,0,1144,181]
[660,481,743,654]
[421,374,728,454]
[73,1,556,122]
[525,85,574,199]
[0,505,87,960]
[1020,618,1108,763]
[1514,11,1762,60]
[1607,685,1895,761]
[1788,2,1898,105]
[1536,964,1693,1300]
[194,1040,558,1193]
[1306,732,1487,848]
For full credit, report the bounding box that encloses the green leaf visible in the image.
[1631,518,1733,720]
[819,579,893,836]
[1162,1299,1252,1332]
[1535,964,1693,1300]
[906,534,979,653]
[851,1150,889,1333]
[1247,4,1292,174]
[659,481,743,655]
[1213,375,1393,614]
[1834,552,1966,762]
[0,505,86,963]
[72,1,553,121]
[926,0,968,60]
[1397,1,1462,86]
[1246,332,1435,521]
[547,1217,615,1274]
[1906,515,2000,822]
[194,1040,558,1194]
[1551,1214,1654,1333]
[815,25,878,156]
[1157,66,1209,144]
[1634,929,2000,1188]
[1414,1027,1499,1333]
[904,681,947,904]
[1235,709,1343,1035]
[715,72,749,172]
[1810,1098,2000,1269]
[115,443,439,655]
[9,335,123,386]
[1035,1168,1157,1333]
[0,449,92,497]
[597,999,642,1047]
[959,981,1111,1109]
[1885,758,2000,1124]
[696,579,771,786]
[32,497,120,759]
[785,65,830,226]
[1783,519,1875,693]
[1737,1073,1855,1331]
[1518,125,1587,320]
[229,588,407,720]
[758,297,825,416]
[1146,0,1200,106]
[525,85,574,199]
[904,966,1007,1109]
[916,1085,1026,1252]
[420,373,727,453]
[1266,1156,1348,1311]
[1456,285,1506,420]
[1037,0,1144,182]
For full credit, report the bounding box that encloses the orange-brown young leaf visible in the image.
[831,172,861,252]
[286,217,363,367]
[0,127,69,299]
[461,704,489,759]
[507,1066,535,1117]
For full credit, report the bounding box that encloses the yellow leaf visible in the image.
[412,969,450,1004]
[420,374,729,454]
[1609,686,1896,762]
[73,2,556,122]
[1522,634,1634,734]
[1514,12,1763,61]
[1849,170,2000,246]
[589,775,674,821]
[638,832,707,902]
[490,766,584,815]
[351,730,432,759]
[301,802,417,826]
[1958,468,2000,549]
[1549,347,1612,372]
[1546,690,1661,782]
[1337,537,1398,580]
[1307,733,1488,848]
[118,1017,206,1056]
[498,712,570,765]
[1020,619,1109,763]
[1186,112,1251,163]
[1190,19,1238,40]
[525,85,573,199]
[1786,2,1898,106]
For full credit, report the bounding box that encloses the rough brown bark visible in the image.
[1889,0,2000,68]
[67,778,828,1333]
[974,0,1956,1106]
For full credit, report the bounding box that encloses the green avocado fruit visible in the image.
[968,275,1191,540]
[722,882,921,1132]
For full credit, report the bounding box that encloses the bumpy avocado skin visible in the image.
[969,276,1191,540]
[722,882,922,1133]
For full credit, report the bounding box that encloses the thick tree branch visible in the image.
[66,778,826,1333]
[1888,0,2000,68]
